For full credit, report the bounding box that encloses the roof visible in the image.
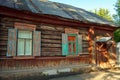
[96,37,112,42]
[0,0,117,27]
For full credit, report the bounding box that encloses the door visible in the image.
[96,43,109,66]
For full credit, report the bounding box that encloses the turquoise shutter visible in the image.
[7,29,17,56]
[78,35,82,54]
[62,33,68,56]
[33,31,41,56]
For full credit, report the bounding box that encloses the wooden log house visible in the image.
[0,0,118,70]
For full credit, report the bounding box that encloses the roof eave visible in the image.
[0,6,117,31]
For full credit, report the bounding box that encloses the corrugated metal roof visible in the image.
[0,0,117,27]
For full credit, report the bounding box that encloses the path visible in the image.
[50,69,120,80]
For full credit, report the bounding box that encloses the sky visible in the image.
[49,0,117,15]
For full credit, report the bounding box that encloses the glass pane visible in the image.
[25,40,32,55]
[68,36,76,42]
[17,39,24,55]
[18,31,32,38]
[73,43,76,53]
[69,43,72,54]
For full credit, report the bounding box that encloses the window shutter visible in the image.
[78,35,82,54]
[62,33,68,56]
[7,29,17,56]
[33,31,41,56]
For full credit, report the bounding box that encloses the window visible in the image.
[68,34,77,55]
[17,30,32,56]
[7,23,41,57]
[62,33,82,56]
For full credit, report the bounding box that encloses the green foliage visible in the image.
[113,0,120,26]
[91,8,113,21]
[114,28,120,42]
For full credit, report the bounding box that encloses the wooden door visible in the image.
[96,43,109,66]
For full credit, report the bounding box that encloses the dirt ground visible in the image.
[50,69,120,80]
[0,69,120,80]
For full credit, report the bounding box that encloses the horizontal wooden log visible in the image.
[0,35,8,41]
[82,51,89,54]
[41,52,61,56]
[82,44,89,47]
[40,25,56,30]
[79,31,88,34]
[0,36,8,39]
[40,25,64,32]
[82,41,89,44]
[42,51,61,53]
[42,43,61,48]
[83,47,89,49]
[0,30,8,34]
[83,49,88,52]
[41,39,61,44]
[0,38,8,41]
[41,31,62,36]
[42,48,61,52]
[0,37,8,41]
[0,32,8,36]
[0,47,7,51]
[79,28,88,30]
[0,42,7,46]
[41,33,62,37]
[82,40,89,42]
[5,23,14,28]
[0,27,8,30]
[1,20,14,23]
[41,35,61,40]
[1,17,16,22]
[54,27,64,31]
[0,52,6,56]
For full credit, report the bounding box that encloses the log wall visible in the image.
[0,17,14,57]
[0,16,116,69]
[0,17,89,57]
[37,25,64,56]
[0,56,90,70]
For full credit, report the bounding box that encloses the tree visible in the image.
[113,0,120,26]
[113,0,120,43]
[114,28,120,42]
[91,8,113,21]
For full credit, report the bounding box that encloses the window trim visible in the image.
[7,22,42,58]
[14,22,36,57]
[16,30,33,56]
[67,34,78,55]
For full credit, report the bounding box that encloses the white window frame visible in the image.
[17,30,33,56]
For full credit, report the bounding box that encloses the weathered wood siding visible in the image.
[0,17,14,57]
[0,56,90,70]
[0,27,8,57]
[1,16,116,69]
[37,25,64,56]
[0,17,92,70]
[0,17,90,57]
[79,28,89,54]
